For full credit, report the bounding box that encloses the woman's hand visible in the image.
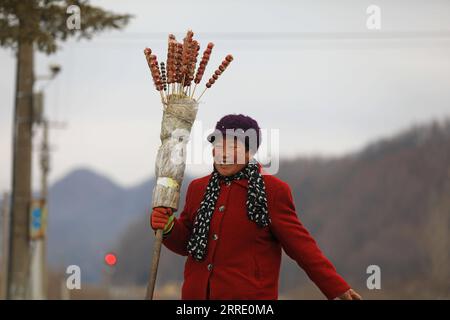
[338,288,362,300]
[150,206,174,234]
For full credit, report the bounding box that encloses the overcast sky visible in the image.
[1,0,450,191]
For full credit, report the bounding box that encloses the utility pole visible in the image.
[1,192,10,299]
[40,119,50,298]
[8,39,34,300]
[30,119,49,300]
[28,85,64,300]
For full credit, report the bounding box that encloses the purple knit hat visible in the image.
[207,114,261,152]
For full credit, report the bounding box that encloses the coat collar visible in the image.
[216,161,264,189]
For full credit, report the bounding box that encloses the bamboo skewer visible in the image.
[197,87,208,101]
[190,83,197,99]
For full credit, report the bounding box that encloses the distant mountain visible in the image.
[47,168,154,282]
[275,120,450,295]
[111,120,450,298]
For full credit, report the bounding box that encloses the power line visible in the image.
[92,30,450,41]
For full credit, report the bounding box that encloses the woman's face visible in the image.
[212,137,251,176]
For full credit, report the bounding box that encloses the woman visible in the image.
[151,114,361,300]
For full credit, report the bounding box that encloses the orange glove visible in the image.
[150,207,175,234]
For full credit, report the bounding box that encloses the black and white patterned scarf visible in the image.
[187,159,270,261]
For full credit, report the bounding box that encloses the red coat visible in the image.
[162,167,350,300]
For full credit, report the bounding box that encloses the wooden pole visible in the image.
[1,192,9,299]
[145,229,164,300]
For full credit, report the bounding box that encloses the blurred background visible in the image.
[0,0,449,299]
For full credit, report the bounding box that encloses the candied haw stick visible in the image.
[185,39,199,94]
[181,30,194,91]
[144,48,165,101]
[166,35,177,94]
[160,62,167,93]
[175,42,183,93]
[191,42,214,98]
[197,54,233,101]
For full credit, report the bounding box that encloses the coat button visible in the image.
[218,205,225,212]
[207,263,213,271]
[212,234,219,240]
[226,181,231,186]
